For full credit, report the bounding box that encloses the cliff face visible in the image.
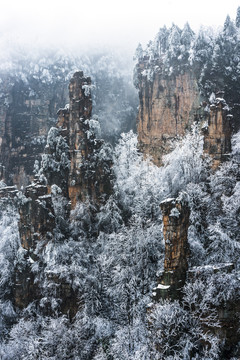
[0,75,69,188]
[0,53,138,190]
[68,72,92,208]
[19,182,55,251]
[161,196,190,274]
[135,60,234,172]
[135,59,202,165]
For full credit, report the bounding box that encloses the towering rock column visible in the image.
[19,71,112,252]
[57,71,112,209]
[16,71,112,312]
[203,97,233,170]
[67,72,92,207]
[152,194,190,301]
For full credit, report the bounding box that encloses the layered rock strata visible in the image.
[135,59,234,171]
[135,59,202,165]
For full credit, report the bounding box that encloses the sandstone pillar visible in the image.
[153,194,190,301]
[203,98,233,170]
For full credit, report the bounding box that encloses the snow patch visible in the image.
[170,207,180,218]
[157,284,170,290]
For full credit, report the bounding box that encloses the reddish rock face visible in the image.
[160,196,190,274]
[203,99,232,170]
[135,59,234,172]
[153,195,190,301]
[136,61,202,165]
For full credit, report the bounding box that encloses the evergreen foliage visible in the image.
[0,124,239,358]
[0,8,240,360]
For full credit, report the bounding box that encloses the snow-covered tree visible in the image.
[236,6,240,28]
[155,25,169,56]
[134,43,144,61]
[168,24,181,61]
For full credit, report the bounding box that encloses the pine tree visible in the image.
[223,15,237,38]
[167,24,181,62]
[191,28,213,67]
[236,6,240,28]
[181,22,194,49]
[180,22,195,62]
[156,25,169,55]
[134,43,143,60]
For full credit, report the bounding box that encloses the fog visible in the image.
[1,0,240,55]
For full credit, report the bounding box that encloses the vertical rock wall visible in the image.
[136,60,202,165]
[68,72,94,208]
[135,58,234,172]
[19,182,55,251]
[0,75,69,188]
[203,98,233,170]
[19,71,112,249]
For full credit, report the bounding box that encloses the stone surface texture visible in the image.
[135,59,202,165]
[153,194,190,301]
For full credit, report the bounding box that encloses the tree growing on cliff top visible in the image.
[134,43,144,61]
[155,25,170,56]
[181,23,194,47]
[236,6,240,27]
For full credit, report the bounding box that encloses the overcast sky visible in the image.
[1,0,240,53]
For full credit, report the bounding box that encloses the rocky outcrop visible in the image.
[135,59,202,165]
[0,74,69,188]
[19,71,112,248]
[16,71,113,314]
[0,54,138,190]
[19,181,55,250]
[14,260,39,310]
[63,71,112,209]
[0,185,18,200]
[16,180,56,309]
[203,97,233,170]
[153,194,190,301]
[135,56,234,172]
